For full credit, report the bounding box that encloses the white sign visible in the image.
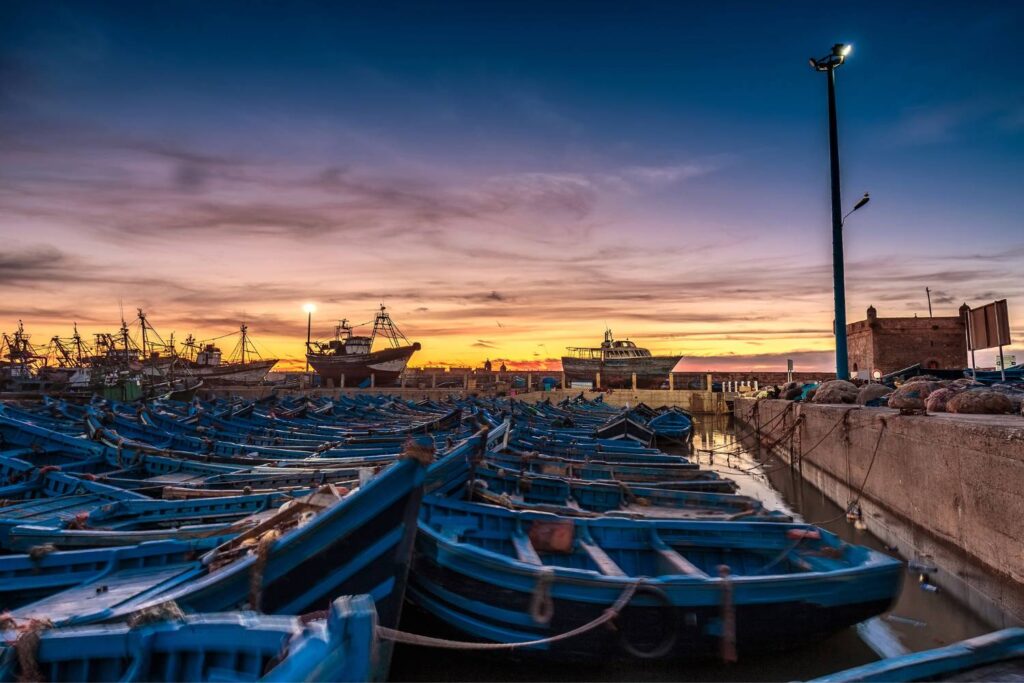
[996,355,1017,370]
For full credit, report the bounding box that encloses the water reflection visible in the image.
[389,415,992,682]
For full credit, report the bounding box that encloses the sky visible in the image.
[1,1,1022,372]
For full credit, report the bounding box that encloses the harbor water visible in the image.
[390,414,994,682]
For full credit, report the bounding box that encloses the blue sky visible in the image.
[1,1,1021,369]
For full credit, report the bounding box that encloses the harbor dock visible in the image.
[735,398,1024,627]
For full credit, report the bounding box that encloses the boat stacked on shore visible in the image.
[0,392,903,679]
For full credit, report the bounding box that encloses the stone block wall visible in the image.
[736,398,1024,626]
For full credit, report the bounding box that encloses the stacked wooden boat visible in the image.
[0,394,458,681]
[0,392,904,678]
[406,395,904,663]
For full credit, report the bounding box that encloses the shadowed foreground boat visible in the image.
[810,628,1024,682]
[408,494,901,662]
[0,595,378,682]
[3,456,426,635]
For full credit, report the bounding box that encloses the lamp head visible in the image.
[303,303,316,314]
[853,192,870,211]
[811,44,852,70]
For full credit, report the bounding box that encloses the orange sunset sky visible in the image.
[2,3,1022,374]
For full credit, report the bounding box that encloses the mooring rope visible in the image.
[377,580,639,650]
[807,417,888,526]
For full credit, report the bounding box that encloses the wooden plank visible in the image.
[511,530,542,565]
[651,531,709,577]
[578,539,626,576]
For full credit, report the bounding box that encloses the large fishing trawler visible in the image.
[306,305,420,387]
[561,329,682,388]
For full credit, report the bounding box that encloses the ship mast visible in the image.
[372,304,411,349]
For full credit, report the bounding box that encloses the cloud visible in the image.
[472,339,498,349]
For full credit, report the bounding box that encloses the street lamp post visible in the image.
[811,43,853,379]
[303,303,316,373]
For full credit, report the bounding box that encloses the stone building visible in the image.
[846,305,969,378]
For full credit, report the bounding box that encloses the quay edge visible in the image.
[202,387,733,414]
[734,397,1024,628]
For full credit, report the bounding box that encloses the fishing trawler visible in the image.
[306,305,420,387]
[178,325,278,385]
[130,310,277,386]
[562,329,682,388]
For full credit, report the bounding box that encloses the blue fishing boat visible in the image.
[648,408,694,443]
[407,493,901,661]
[0,595,379,682]
[5,455,426,636]
[593,413,656,446]
[810,628,1024,682]
[452,462,790,521]
[487,451,736,492]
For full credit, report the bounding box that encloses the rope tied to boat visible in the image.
[127,601,185,627]
[249,528,281,611]
[718,565,737,663]
[377,579,640,651]
[27,544,56,564]
[8,617,53,683]
[65,511,91,530]
[528,567,556,625]
[400,436,436,466]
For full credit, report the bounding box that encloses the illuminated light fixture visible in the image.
[810,43,852,71]
[303,303,317,314]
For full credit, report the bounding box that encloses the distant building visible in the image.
[846,305,969,378]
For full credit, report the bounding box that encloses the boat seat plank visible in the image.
[510,530,542,565]
[578,539,626,576]
[650,531,709,577]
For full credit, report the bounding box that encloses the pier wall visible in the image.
[734,398,1024,626]
[206,386,729,413]
[512,389,729,413]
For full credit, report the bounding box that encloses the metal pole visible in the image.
[826,65,848,380]
[305,312,312,373]
[995,305,1006,381]
[926,287,933,318]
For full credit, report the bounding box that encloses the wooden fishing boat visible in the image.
[486,451,737,492]
[408,494,901,661]
[593,413,656,446]
[306,307,420,387]
[562,329,682,389]
[438,461,790,522]
[0,595,378,682]
[648,408,694,443]
[811,628,1024,682]
[5,456,426,635]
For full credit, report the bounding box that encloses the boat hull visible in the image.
[410,552,896,661]
[561,355,682,389]
[186,359,278,385]
[408,496,901,662]
[308,344,420,387]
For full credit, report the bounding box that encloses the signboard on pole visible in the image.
[967,300,1011,351]
[996,355,1017,371]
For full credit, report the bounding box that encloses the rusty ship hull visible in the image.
[307,343,420,387]
[561,354,682,389]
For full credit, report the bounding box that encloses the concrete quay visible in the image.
[734,397,1024,627]
[208,386,731,413]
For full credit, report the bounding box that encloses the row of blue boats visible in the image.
[0,393,1015,681]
